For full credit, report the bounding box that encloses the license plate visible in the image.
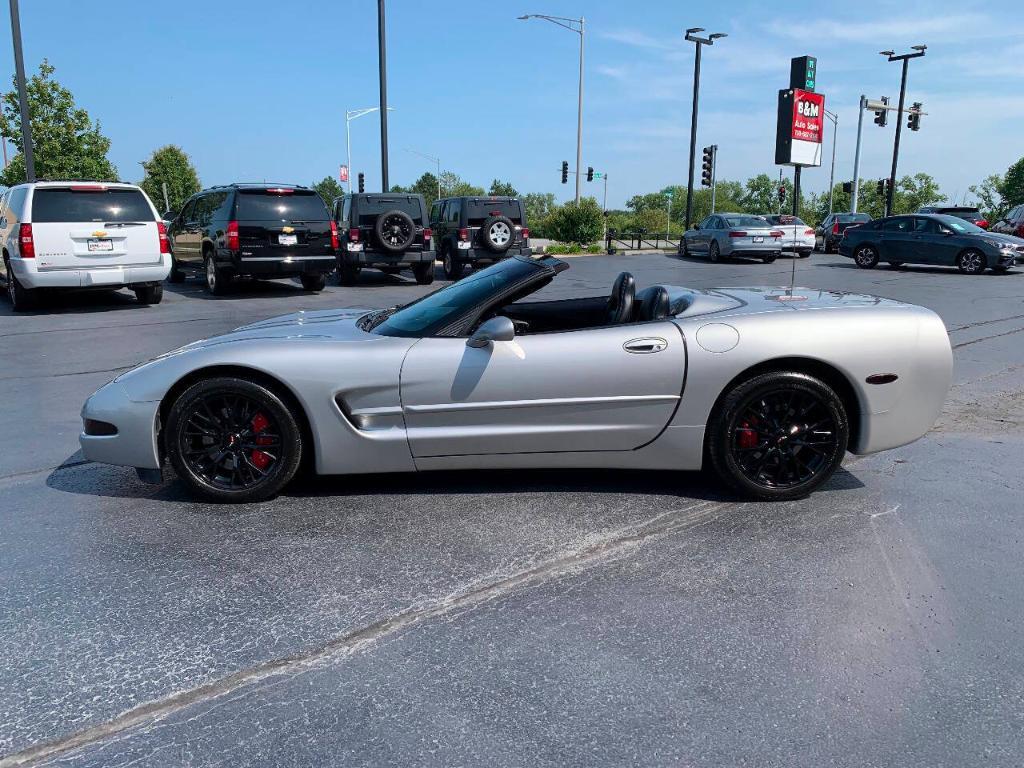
[278,234,298,246]
[346,242,363,252]
[87,239,114,252]
[753,236,764,243]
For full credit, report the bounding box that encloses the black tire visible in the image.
[167,256,187,283]
[479,215,515,253]
[374,209,416,253]
[709,241,721,263]
[707,371,849,501]
[443,248,465,281]
[337,262,361,286]
[762,252,778,264]
[300,273,326,292]
[957,249,986,275]
[134,284,164,305]
[412,261,435,285]
[679,238,689,258]
[5,259,38,311]
[825,239,837,254]
[204,251,231,295]
[166,377,303,503]
[853,244,879,269]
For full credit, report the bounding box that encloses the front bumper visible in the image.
[341,247,437,266]
[79,382,162,470]
[232,255,336,277]
[14,255,171,289]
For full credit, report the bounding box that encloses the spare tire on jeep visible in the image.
[479,215,515,254]
[374,209,416,252]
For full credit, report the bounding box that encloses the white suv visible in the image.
[0,181,171,311]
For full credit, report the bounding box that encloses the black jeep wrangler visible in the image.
[332,193,435,286]
[429,196,531,280]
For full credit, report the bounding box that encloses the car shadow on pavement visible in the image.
[0,288,152,316]
[45,457,865,507]
[818,262,1021,277]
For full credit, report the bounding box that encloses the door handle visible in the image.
[624,337,668,354]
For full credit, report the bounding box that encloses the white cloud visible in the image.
[764,13,1012,44]
[595,64,629,81]
[599,28,673,50]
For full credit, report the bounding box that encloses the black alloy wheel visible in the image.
[166,377,303,502]
[708,372,848,501]
[853,245,879,269]
[957,249,986,275]
[709,241,721,263]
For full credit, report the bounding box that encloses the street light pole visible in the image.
[825,109,838,215]
[346,107,394,194]
[518,13,585,203]
[851,95,866,213]
[880,46,926,216]
[405,147,442,199]
[377,0,390,192]
[683,27,726,230]
[8,0,35,182]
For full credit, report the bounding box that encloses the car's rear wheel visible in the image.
[679,238,689,258]
[412,261,435,285]
[134,284,163,305]
[443,249,465,280]
[166,377,303,503]
[300,273,326,292]
[853,244,879,269]
[957,249,986,275]
[709,241,721,263]
[337,262,361,286]
[205,252,231,295]
[707,371,849,501]
[5,259,38,311]
[762,252,778,264]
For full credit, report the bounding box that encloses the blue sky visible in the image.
[2,0,1020,208]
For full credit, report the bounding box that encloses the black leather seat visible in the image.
[607,272,635,324]
[634,286,671,321]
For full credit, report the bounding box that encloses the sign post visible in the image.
[775,56,824,222]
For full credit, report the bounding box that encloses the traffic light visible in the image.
[357,172,365,193]
[560,161,569,184]
[873,96,889,127]
[842,181,853,194]
[876,179,887,197]
[778,185,786,204]
[908,102,922,131]
[701,146,713,187]
[586,166,594,182]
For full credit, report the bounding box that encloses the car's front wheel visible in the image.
[166,377,303,503]
[707,371,849,501]
[853,244,879,269]
[205,252,231,295]
[443,249,465,280]
[412,261,435,285]
[709,241,721,263]
[957,249,987,275]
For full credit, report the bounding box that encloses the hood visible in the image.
[978,232,1024,249]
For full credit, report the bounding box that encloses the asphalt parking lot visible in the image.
[2,251,1023,767]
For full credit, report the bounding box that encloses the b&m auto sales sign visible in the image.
[775,87,825,167]
[791,90,824,143]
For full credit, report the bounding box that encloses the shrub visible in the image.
[544,197,604,245]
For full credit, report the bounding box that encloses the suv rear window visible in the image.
[355,196,424,224]
[31,187,153,223]
[235,190,329,222]
[836,213,871,223]
[465,199,521,224]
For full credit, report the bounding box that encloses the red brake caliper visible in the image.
[737,418,758,450]
[250,412,272,470]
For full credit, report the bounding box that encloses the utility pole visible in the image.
[825,110,838,214]
[518,14,585,203]
[851,95,866,212]
[683,27,726,230]
[8,0,36,181]
[405,147,442,199]
[377,0,389,192]
[880,46,927,216]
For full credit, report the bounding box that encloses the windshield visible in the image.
[723,215,771,229]
[373,257,544,337]
[935,214,985,234]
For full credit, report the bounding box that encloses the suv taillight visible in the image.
[804,228,815,235]
[458,227,469,242]
[19,223,35,258]
[157,221,171,254]
[770,230,784,238]
[422,227,432,241]
[521,227,530,239]
[349,227,360,242]
[832,221,840,234]
[227,220,239,251]
[728,231,747,238]
[330,221,339,250]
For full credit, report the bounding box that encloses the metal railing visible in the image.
[605,229,680,252]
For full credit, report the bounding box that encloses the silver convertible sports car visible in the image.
[80,256,953,503]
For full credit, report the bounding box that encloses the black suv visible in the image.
[166,184,336,294]
[332,193,435,286]
[429,196,530,280]
[815,212,872,253]
[918,205,989,229]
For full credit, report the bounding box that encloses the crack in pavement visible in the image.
[0,499,732,768]
[952,326,1024,349]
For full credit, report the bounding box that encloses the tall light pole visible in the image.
[346,107,394,194]
[8,0,35,181]
[851,95,866,213]
[518,13,585,203]
[405,147,442,199]
[377,0,390,191]
[824,109,838,214]
[880,45,926,216]
[683,27,726,230]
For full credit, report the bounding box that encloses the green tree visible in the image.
[139,145,200,213]
[522,192,557,237]
[740,173,786,214]
[1001,157,1024,209]
[892,172,943,214]
[0,59,118,186]
[488,179,518,197]
[969,174,1005,222]
[439,171,484,198]
[545,197,604,244]
[312,176,344,207]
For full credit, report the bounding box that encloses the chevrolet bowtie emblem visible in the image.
[282,226,294,234]
[92,231,107,238]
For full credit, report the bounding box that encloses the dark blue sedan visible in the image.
[838,214,1024,274]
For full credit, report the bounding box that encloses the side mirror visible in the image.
[467,316,515,348]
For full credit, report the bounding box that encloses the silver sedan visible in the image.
[680,214,784,263]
